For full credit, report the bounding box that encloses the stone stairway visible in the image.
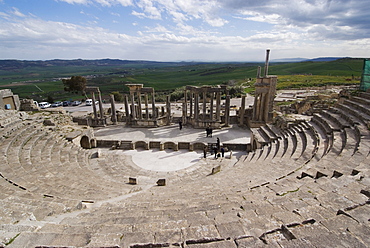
[1,91,370,247]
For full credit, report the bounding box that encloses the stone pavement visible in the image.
[94,124,250,172]
[94,124,251,144]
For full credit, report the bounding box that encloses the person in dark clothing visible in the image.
[214,146,218,159]
[203,146,207,158]
[221,147,225,157]
[179,121,182,130]
[206,127,209,137]
[216,137,220,150]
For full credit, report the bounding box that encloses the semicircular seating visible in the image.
[1,91,370,247]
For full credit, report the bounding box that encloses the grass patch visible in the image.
[5,233,20,245]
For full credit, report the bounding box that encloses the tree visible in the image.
[228,85,245,98]
[111,91,123,102]
[62,76,87,97]
[47,95,54,103]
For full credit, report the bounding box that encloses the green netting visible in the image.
[360,59,370,91]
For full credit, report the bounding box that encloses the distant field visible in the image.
[0,58,364,102]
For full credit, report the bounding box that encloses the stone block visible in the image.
[157,179,166,186]
[129,177,137,185]
[211,165,221,174]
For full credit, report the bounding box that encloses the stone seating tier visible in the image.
[1,93,370,247]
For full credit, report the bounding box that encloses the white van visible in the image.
[85,99,98,106]
[39,102,50,109]
[85,99,93,106]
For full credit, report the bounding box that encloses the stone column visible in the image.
[216,92,221,122]
[194,92,199,121]
[183,89,187,124]
[210,92,214,121]
[253,94,260,121]
[98,91,104,122]
[263,93,269,122]
[110,94,117,124]
[240,95,246,125]
[189,91,193,118]
[92,92,98,120]
[225,95,230,127]
[124,95,130,122]
[166,95,171,125]
[259,93,266,122]
[130,92,136,120]
[137,92,142,120]
[202,91,206,122]
[151,89,156,119]
[145,93,149,120]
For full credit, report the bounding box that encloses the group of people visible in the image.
[203,137,226,159]
[178,122,227,159]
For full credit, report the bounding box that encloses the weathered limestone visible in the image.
[211,165,221,174]
[0,89,20,110]
[129,177,137,185]
[184,85,228,128]
[1,85,370,247]
[251,49,277,127]
[85,86,106,126]
[19,99,39,111]
[156,178,166,186]
[124,84,168,127]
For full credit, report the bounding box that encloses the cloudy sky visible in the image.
[0,0,369,61]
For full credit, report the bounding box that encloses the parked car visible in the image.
[63,101,71,107]
[85,99,99,106]
[51,101,62,107]
[39,102,51,109]
[72,100,82,106]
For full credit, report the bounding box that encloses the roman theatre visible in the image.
[0,55,370,247]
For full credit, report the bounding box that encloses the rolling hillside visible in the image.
[0,58,365,101]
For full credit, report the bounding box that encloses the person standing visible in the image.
[216,137,220,150]
[179,120,182,130]
[221,147,225,157]
[203,146,207,158]
[213,146,218,159]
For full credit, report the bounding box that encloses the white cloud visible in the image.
[136,0,162,20]
[1,0,369,60]
[57,0,90,4]
[110,12,120,17]
[57,0,133,6]
[11,7,26,17]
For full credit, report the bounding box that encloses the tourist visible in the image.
[203,146,207,158]
[179,120,182,130]
[213,146,218,159]
[216,137,220,150]
[221,147,225,157]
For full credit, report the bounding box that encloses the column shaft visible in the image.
[92,92,98,120]
[216,92,221,121]
[202,91,206,122]
[110,94,117,124]
[210,92,214,121]
[145,93,149,120]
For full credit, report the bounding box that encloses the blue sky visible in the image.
[0,0,369,61]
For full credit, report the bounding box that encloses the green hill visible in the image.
[0,58,365,101]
